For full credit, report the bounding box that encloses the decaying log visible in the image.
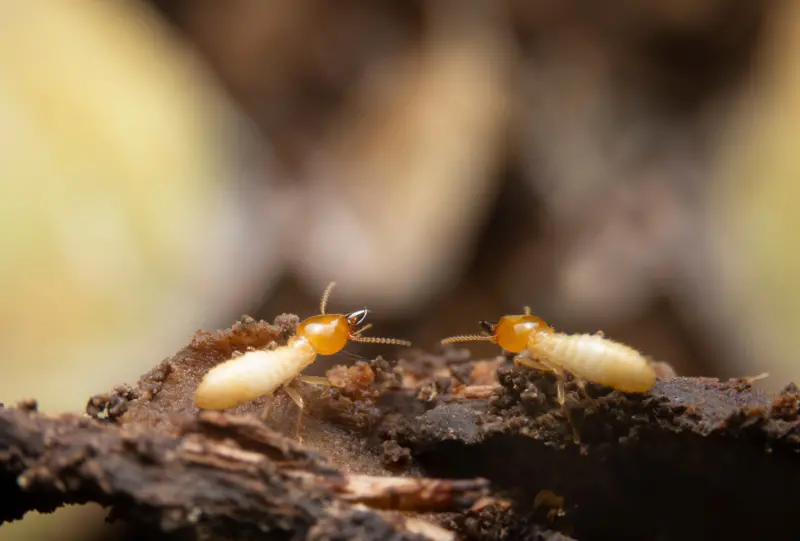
[385,369,800,541]
[2,315,800,541]
[0,404,486,541]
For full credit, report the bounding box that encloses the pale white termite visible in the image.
[440,307,657,409]
[194,282,411,436]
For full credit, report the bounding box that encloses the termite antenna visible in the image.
[320,281,336,315]
[350,335,412,347]
[440,334,495,345]
[741,372,770,384]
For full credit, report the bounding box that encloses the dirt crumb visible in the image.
[380,440,412,471]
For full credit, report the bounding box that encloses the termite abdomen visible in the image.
[530,332,656,393]
[194,338,316,410]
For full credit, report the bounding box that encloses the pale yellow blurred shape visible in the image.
[711,2,800,388]
[0,1,237,539]
[0,507,121,541]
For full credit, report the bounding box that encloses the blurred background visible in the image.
[2,0,800,539]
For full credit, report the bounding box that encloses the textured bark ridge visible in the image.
[1,315,799,540]
[0,405,485,541]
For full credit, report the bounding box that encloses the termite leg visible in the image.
[568,378,587,444]
[260,394,276,421]
[519,354,568,409]
[544,364,581,444]
[283,385,306,440]
[526,358,570,405]
[294,375,331,387]
[555,377,566,408]
[575,378,589,399]
[554,375,580,444]
[540,362,567,417]
[295,375,332,396]
[513,353,580,443]
[513,353,551,372]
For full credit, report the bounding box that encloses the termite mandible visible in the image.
[440,307,657,411]
[194,282,411,437]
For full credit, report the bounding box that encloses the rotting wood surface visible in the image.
[2,314,799,541]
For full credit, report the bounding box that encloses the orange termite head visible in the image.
[294,312,355,355]
[441,310,553,353]
[293,285,412,356]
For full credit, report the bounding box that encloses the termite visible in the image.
[194,282,411,437]
[440,307,657,423]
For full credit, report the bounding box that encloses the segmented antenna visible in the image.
[440,334,495,345]
[320,281,336,314]
[350,335,412,347]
